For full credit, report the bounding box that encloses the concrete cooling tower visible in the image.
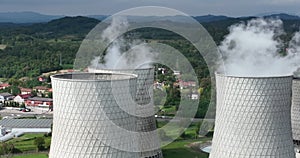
[49,73,140,158]
[292,78,300,146]
[89,68,163,158]
[210,74,295,158]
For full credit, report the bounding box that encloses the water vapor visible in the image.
[89,17,156,70]
[220,18,300,77]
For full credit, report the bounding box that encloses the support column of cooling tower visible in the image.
[49,73,140,158]
[292,78,300,147]
[210,74,295,158]
[89,68,163,158]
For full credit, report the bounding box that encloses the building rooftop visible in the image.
[27,97,53,102]
[0,119,52,128]
[33,86,49,90]
[0,93,13,97]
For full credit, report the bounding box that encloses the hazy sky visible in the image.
[1,0,300,16]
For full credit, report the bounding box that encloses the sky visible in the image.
[1,0,300,17]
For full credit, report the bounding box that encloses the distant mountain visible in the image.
[1,11,300,24]
[28,16,100,38]
[87,15,108,21]
[264,13,300,20]
[0,11,63,23]
[193,15,231,22]
[87,14,232,23]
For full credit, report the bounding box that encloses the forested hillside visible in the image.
[0,15,300,117]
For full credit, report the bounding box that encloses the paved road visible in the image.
[0,107,53,118]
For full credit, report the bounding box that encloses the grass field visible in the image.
[6,122,210,158]
[12,153,48,158]
[162,139,209,158]
[10,139,210,158]
[7,134,51,152]
[9,139,210,158]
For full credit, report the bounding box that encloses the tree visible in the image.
[34,137,45,151]
[0,142,14,157]
[47,92,53,98]
[19,103,25,109]
[180,130,187,139]
[164,85,181,108]
[10,86,20,96]
[31,90,37,97]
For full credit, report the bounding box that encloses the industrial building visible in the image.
[0,119,52,142]
[49,72,140,158]
[210,74,295,158]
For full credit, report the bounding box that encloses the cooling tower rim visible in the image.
[215,72,293,79]
[50,72,137,82]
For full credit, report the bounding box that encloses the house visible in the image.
[179,80,197,89]
[154,82,165,90]
[38,77,46,82]
[0,93,14,102]
[25,97,53,108]
[173,70,180,76]
[14,94,31,103]
[33,86,49,94]
[191,94,199,100]
[19,87,32,95]
[0,83,10,90]
[33,86,50,97]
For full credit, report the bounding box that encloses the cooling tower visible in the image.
[49,73,140,158]
[292,78,300,146]
[210,74,295,158]
[89,68,163,158]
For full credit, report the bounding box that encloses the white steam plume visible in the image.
[89,17,156,70]
[220,18,300,77]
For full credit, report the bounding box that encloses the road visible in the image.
[0,107,53,118]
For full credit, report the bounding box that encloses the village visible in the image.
[0,68,200,117]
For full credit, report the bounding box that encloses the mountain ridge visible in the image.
[1,11,300,24]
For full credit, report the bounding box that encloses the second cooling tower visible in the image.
[89,68,163,158]
[210,74,295,158]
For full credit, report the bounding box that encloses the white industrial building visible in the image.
[210,74,295,158]
[0,119,52,142]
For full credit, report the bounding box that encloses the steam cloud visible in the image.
[89,17,156,70]
[220,18,300,77]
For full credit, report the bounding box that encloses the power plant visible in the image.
[49,73,140,158]
[210,74,295,158]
